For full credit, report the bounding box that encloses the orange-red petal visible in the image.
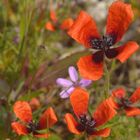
[116,41,139,63]
[106,1,134,43]
[77,55,103,80]
[11,122,28,135]
[91,128,111,137]
[129,87,140,103]
[65,113,81,134]
[60,18,74,30]
[34,133,50,138]
[93,99,117,127]
[70,88,89,117]
[29,98,40,111]
[125,107,140,117]
[45,22,55,31]
[112,88,126,99]
[13,101,32,123]
[50,10,57,22]
[107,96,120,110]
[39,107,57,129]
[68,11,100,48]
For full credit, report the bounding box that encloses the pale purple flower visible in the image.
[56,66,92,99]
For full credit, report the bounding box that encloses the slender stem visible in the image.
[104,63,110,98]
[104,60,116,99]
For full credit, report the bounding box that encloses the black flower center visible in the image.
[76,114,96,135]
[27,121,39,134]
[91,35,115,51]
[117,98,132,108]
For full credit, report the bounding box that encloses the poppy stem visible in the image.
[84,134,90,140]
[104,63,110,98]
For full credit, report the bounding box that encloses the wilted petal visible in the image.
[56,78,73,87]
[60,87,75,99]
[68,66,79,82]
[79,79,92,87]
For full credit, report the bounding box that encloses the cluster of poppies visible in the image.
[12,0,140,139]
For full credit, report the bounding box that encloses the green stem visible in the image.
[104,63,110,98]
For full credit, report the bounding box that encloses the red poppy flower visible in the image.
[45,21,55,31]
[45,9,73,32]
[108,87,140,116]
[60,18,74,30]
[68,1,139,80]
[50,10,58,23]
[45,10,57,31]
[65,88,116,137]
[11,101,57,138]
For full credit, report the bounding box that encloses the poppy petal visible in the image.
[108,97,120,110]
[65,113,81,134]
[59,87,75,99]
[70,88,89,117]
[39,107,57,129]
[34,133,50,138]
[68,66,78,82]
[116,41,139,63]
[56,78,73,87]
[93,99,117,127]
[91,128,111,137]
[68,11,100,48]
[77,55,103,80]
[11,122,28,135]
[112,88,126,99]
[50,10,57,22]
[129,87,140,103]
[60,18,74,30]
[13,101,32,123]
[106,1,134,43]
[45,22,55,31]
[125,107,140,117]
[29,98,40,111]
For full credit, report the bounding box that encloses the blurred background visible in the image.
[0,0,140,139]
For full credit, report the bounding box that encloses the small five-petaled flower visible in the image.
[56,66,92,98]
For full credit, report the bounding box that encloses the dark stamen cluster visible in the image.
[76,114,96,135]
[91,35,115,50]
[27,121,39,134]
[117,98,132,108]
